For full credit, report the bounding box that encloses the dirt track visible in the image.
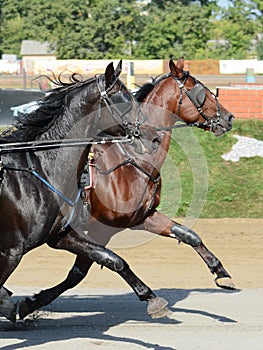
[5,218,263,290]
[1,218,263,350]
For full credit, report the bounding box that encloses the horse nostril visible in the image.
[153,136,161,146]
[229,114,234,122]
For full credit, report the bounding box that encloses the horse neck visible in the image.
[144,78,178,126]
[38,91,98,142]
[141,80,179,169]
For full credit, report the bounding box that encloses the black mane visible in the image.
[134,83,155,102]
[1,73,97,143]
[134,73,171,102]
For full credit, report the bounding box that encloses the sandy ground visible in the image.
[5,218,263,290]
[1,218,263,349]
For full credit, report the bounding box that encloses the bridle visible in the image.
[172,71,223,132]
[96,75,144,138]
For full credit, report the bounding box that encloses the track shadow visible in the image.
[0,288,239,350]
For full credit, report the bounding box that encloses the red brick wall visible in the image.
[217,88,263,119]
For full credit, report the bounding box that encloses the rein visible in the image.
[0,135,133,154]
[155,121,203,132]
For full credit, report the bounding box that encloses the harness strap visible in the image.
[96,75,127,133]
[95,143,160,184]
[172,74,222,132]
[83,145,161,216]
[1,152,80,208]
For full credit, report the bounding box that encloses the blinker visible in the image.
[188,83,206,107]
[111,91,133,115]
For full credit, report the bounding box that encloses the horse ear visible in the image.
[105,62,115,88]
[176,57,184,70]
[115,59,122,77]
[169,58,184,78]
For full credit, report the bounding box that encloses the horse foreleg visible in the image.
[0,287,17,322]
[48,230,170,319]
[0,254,22,322]
[18,255,93,320]
[141,210,236,290]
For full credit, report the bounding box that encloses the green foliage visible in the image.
[160,120,263,218]
[0,0,262,59]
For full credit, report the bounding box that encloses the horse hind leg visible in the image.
[51,230,171,319]
[19,234,170,320]
[18,255,93,320]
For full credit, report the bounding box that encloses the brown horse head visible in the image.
[141,57,234,136]
[168,57,234,136]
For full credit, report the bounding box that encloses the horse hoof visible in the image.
[150,306,172,319]
[147,297,171,319]
[6,302,18,323]
[215,277,236,290]
[18,299,31,320]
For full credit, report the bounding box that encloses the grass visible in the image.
[159,120,263,218]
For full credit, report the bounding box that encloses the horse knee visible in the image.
[88,246,126,272]
[170,224,202,247]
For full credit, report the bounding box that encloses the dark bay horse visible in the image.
[15,58,236,321]
[0,61,163,322]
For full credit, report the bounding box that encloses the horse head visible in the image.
[88,60,140,138]
[168,57,234,136]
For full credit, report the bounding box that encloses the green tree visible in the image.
[69,0,144,59]
[0,0,261,60]
[0,0,65,56]
[134,1,214,59]
[207,0,258,59]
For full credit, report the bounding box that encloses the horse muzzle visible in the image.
[214,113,234,136]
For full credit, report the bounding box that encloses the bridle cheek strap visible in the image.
[174,76,222,132]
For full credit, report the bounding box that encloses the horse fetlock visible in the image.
[18,292,51,320]
[89,247,125,272]
[18,298,35,320]
[170,224,202,247]
[0,287,17,322]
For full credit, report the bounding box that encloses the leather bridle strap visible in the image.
[96,75,129,133]
[173,75,222,132]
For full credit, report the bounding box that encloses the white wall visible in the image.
[220,60,263,74]
[0,60,20,74]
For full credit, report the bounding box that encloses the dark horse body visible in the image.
[0,61,163,322]
[13,58,236,322]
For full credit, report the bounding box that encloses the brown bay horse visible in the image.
[16,58,235,321]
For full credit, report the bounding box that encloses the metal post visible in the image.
[127,61,135,90]
[246,68,255,83]
[23,68,27,89]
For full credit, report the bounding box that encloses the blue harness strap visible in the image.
[31,169,77,207]
[30,169,82,231]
